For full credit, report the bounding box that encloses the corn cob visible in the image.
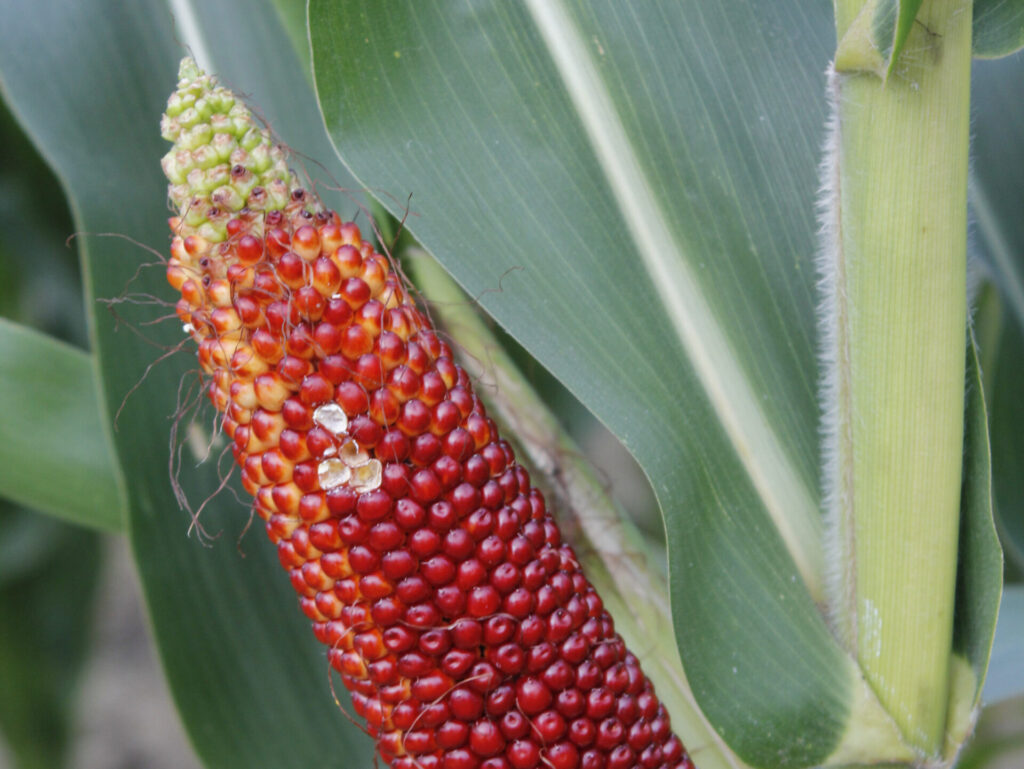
[161,57,692,769]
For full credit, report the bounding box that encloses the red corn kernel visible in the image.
[542,659,575,692]
[405,602,441,629]
[286,324,315,358]
[349,414,382,447]
[527,642,557,674]
[325,486,357,516]
[368,521,403,552]
[294,285,326,320]
[457,559,487,591]
[441,648,477,678]
[467,585,500,618]
[421,555,456,586]
[381,462,410,497]
[449,687,485,722]
[357,490,392,522]
[442,527,473,559]
[411,469,443,504]
[428,500,457,532]
[347,544,379,574]
[292,225,320,260]
[569,717,596,747]
[398,398,431,435]
[412,671,452,703]
[492,644,525,676]
[468,661,501,693]
[323,298,353,328]
[607,744,634,769]
[491,563,520,594]
[410,433,443,466]
[395,574,430,604]
[469,720,505,758]
[378,430,410,463]
[319,223,343,255]
[436,721,469,751]
[507,740,540,769]
[340,324,373,360]
[485,685,515,717]
[371,597,404,627]
[546,742,579,769]
[299,373,332,406]
[476,535,504,566]
[277,251,306,288]
[436,585,467,617]
[515,678,552,716]
[499,711,529,741]
[409,528,441,557]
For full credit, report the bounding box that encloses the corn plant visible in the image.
[0,1,1022,768]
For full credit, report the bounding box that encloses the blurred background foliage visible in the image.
[0,95,103,769]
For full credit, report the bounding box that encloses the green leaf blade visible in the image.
[973,0,1024,58]
[948,335,1003,714]
[976,299,1024,570]
[311,2,869,765]
[522,0,822,591]
[268,0,312,77]
[0,319,123,531]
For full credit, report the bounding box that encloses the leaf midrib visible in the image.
[521,0,824,598]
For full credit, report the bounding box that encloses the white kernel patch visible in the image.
[340,438,369,467]
[350,459,382,493]
[313,403,348,435]
[317,458,352,490]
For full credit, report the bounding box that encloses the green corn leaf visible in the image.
[972,285,1024,571]
[0,319,123,531]
[974,0,1024,58]
[268,0,311,77]
[980,300,1024,570]
[0,97,85,350]
[947,333,1002,725]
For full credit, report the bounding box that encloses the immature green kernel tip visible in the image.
[177,56,201,84]
[161,56,299,238]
